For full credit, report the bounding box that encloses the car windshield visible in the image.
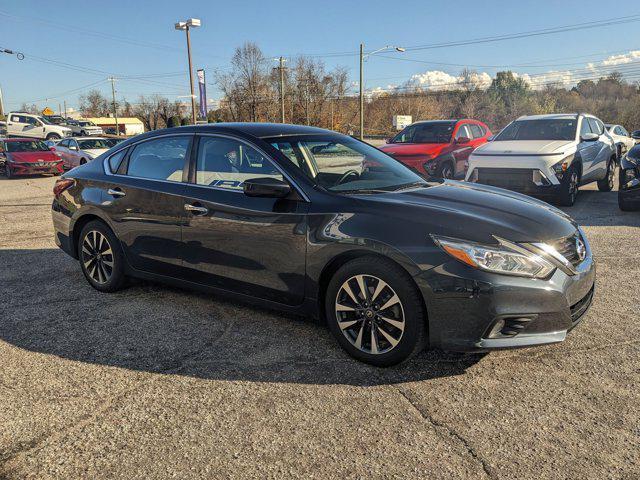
[78,139,111,150]
[104,138,124,147]
[6,140,50,152]
[79,121,95,126]
[390,122,456,144]
[266,135,428,193]
[495,119,577,141]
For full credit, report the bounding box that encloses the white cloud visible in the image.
[601,50,640,66]
[404,70,491,91]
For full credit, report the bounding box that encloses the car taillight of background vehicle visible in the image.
[53,178,74,197]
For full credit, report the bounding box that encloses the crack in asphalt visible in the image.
[395,386,496,479]
[0,319,237,475]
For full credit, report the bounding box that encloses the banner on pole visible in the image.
[197,69,207,119]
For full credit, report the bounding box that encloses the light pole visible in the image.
[359,44,405,139]
[174,18,201,125]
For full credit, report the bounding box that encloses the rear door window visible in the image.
[580,119,593,137]
[126,136,191,182]
[108,149,127,173]
[469,124,484,139]
[455,124,471,140]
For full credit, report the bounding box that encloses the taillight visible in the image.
[53,178,74,197]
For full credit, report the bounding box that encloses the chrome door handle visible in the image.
[184,203,208,215]
[107,188,126,197]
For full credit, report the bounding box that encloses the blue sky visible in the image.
[2,0,640,113]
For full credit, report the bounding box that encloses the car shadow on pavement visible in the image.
[0,248,485,386]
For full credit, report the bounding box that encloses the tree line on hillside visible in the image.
[13,42,640,135]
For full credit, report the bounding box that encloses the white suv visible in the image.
[6,112,72,141]
[466,113,616,206]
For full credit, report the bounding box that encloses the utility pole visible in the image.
[109,77,120,136]
[305,83,310,125]
[359,43,364,139]
[330,99,334,130]
[63,100,67,119]
[0,85,4,118]
[175,19,201,125]
[279,56,286,123]
[58,103,62,117]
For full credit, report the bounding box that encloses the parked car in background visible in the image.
[55,137,112,169]
[43,115,67,125]
[0,121,6,135]
[6,112,72,140]
[67,119,104,136]
[379,119,492,179]
[618,144,640,211]
[1,138,63,177]
[52,123,595,366]
[604,123,635,160]
[466,113,616,206]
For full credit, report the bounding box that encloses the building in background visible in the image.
[86,117,145,136]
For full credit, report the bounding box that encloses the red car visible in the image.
[1,138,64,178]
[379,119,492,179]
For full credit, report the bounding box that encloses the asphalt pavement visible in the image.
[0,174,638,479]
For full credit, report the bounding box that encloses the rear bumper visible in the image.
[414,254,595,352]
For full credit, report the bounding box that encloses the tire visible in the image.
[80,158,87,165]
[78,220,127,292]
[437,162,454,179]
[597,159,615,192]
[4,164,12,179]
[46,133,61,140]
[325,256,427,367]
[618,193,636,211]
[557,167,579,206]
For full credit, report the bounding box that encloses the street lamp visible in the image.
[359,44,405,139]
[174,18,201,125]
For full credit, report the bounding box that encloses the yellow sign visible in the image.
[42,107,54,116]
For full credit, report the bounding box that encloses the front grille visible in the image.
[570,286,594,323]
[551,233,584,268]
[476,168,536,189]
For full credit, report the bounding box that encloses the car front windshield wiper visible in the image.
[333,188,393,194]
[390,181,429,191]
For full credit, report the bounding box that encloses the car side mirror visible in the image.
[631,131,640,140]
[243,177,291,198]
[455,136,470,144]
[581,133,599,142]
[487,135,495,142]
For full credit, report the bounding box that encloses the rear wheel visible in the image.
[557,168,579,206]
[325,256,427,366]
[78,220,127,292]
[597,159,615,192]
[80,158,87,165]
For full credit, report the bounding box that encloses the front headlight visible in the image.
[432,235,555,278]
[551,154,574,179]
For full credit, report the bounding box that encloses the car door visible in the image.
[99,134,192,276]
[451,124,474,176]
[67,139,83,167]
[7,114,28,137]
[577,117,598,182]
[22,116,44,139]
[56,139,71,168]
[180,134,309,306]
[588,118,610,179]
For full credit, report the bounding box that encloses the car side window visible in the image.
[580,118,592,138]
[126,136,190,182]
[58,139,68,148]
[107,149,127,173]
[621,127,629,136]
[455,125,471,140]
[588,118,602,135]
[195,136,283,191]
[469,124,483,139]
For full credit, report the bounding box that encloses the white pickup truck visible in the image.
[6,112,72,140]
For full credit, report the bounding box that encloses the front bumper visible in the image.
[414,251,595,351]
[468,167,562,197]
[7,161,63,175]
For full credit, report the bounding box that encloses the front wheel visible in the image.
[46,133,61,141]
[597,160,615,192]
[557,168,579,206]
[4,164,12,179]
[325,256,427,366]
[78,220,127,292]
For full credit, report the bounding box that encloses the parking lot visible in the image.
[0,174,638,479]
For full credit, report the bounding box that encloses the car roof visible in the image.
[516,113,579,121]
[74,136,108,140]
[3,137,41,142]
[133,123,337,140]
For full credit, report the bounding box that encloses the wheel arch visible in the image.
[69,211,116,259]
[315,249,428,330]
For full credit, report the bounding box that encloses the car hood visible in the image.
[379,143,446,156]
[83,148,109,158]
[7,151,59,163]
[474,140,573,156]
[356,181,577,243]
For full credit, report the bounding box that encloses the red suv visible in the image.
[379,119,492,179]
